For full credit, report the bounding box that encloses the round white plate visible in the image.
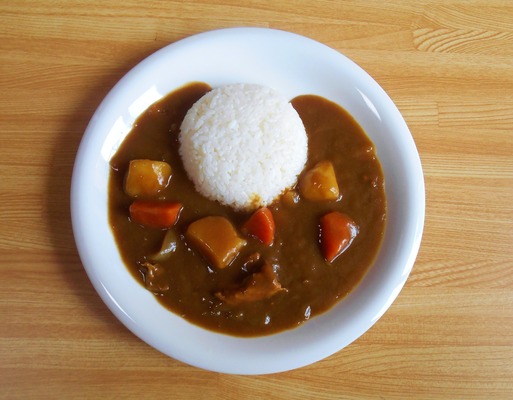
[71,27,425,374]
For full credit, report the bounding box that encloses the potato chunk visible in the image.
[299,160,339,201]
[124,159,171,198]
[216,262,286,305]
[185,216,246,269]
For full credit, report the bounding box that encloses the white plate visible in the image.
[71,27,425,374]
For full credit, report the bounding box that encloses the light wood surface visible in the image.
[1,1,512,398]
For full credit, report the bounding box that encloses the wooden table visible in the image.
[2,1,512,398]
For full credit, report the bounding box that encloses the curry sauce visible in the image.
[108,82,386,337]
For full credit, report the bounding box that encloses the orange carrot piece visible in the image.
[320,211,358,263]
[242,207,275,246]
[129,201,182,229]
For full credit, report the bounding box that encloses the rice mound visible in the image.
[179,83,308,211]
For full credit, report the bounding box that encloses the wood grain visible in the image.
[1,1,512,398]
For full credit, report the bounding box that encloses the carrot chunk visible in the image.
[320,211,358,263]
[241,207,275,246]
[129,201,182,229]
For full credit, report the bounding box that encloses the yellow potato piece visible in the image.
[186,216,246,269]
[124,159,172,198]
[299,160,340,201]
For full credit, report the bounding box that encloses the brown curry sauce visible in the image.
[108,82,386,337]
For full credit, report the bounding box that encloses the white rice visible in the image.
[179,83,308,211]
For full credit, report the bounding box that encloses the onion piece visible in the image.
[150,230,178,262]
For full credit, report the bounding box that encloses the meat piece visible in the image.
[141,262,169,293]
[185,216,246,269]
[216,263,287,305]
[242,252,261,272]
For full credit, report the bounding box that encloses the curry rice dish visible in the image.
[108,82,386,337]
